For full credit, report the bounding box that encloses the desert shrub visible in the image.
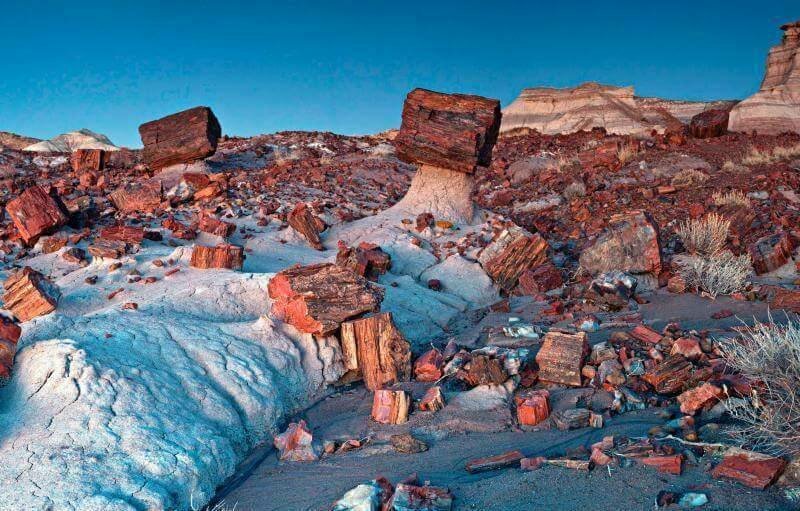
[712,189,750,208]
[616,143,639,166]
[562,181,586,200]
[557,154,578,171]
[671,168,709,188]
[675,250,751,298]
[742,147,773,166]
[742,143,800,166]
[720,316,800,456]
[772,143,800,161]
[676,213,729,256]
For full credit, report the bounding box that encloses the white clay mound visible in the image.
[23,129,120,152]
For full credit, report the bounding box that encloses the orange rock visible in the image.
[711,450,787,489]
[419,386,445,412]
[413,348,444,382]
[629,325,662,344]
[678,383,724,415]
[197,212,236,238]
[2,267,59,322]
[190,244,244,270]
[641,454,684,475]
[5,186,68,245]
[515,389,550,426]
[71,148,105,172]
[670,337,703,359]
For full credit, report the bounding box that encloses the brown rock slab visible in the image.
[419,386,445,412]
[268,263,383,336]
[371,389,410,424]
[88,239,128,259]
[389,483,452,511]
[100,225,145,245]
[478,226,550,291]
[340,312,411,391]
[517,263,563,295]
[390,433,428,454]
[5,186,68,245]
[711,450,787,489]
[465,450,524,473]
[190,243,244,270]
[139,106,221,170]
[641,454,684,475]
[2,267,59,322]
[678,383,724,415]
[535,331,588,386]
[395,88,501,174]
[459,354,508,387]
[552,408,592,430]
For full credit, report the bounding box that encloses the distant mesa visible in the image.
[0,132,41,151]
[501,82,735,136]
[729,20,800,134]
[23,129,119,153]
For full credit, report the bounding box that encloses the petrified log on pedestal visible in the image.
[139,106,221,170]
[535,331,588,387]
[390,164,477,224]
[190,244,244,270]
[340,312,411,390]
[5,186,68,245]
[287,203,324,250]
[268,263,383,336]
[2,267,59,322]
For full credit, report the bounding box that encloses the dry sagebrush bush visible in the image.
[721,316,800,456]
[562,181,586,200]
[677,213,729,256]
[712,189,750,208]
[671,168,709,188]
[742,143,800,166]
[675,250,751,298]
[615,143,639,166]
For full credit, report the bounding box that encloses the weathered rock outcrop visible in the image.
[0,131,40,150]
[729,21,800,134]
[139,106,221,170]
[23,129,118,152]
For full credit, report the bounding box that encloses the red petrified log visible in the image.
[5,186,68,245]
[641,454,684,475]
[100,225,145,245]
[340,312,411,391]
[579,210,661,276]
[643,355,694,394]
[88,239,128,259]
[268,263,383,336]
[749,232,794,275]
[689,109,729,139]
[71,148,105,172]
[273,420,317,462]
[371,389,410,424]
[711,451,787,489]
[394,88,502,174]
[478,226,550,291]
[2,267,59,322]
[335,241,391,281]
[190,244,244,270]
[287,203,324,250]
[419,386,445,412]
[139,106,221,170]
[517,263,563,295]
[465,450,524,473]
[460,355,508,387]
[535,331,589,386]
[0,314,21,380]
[678,383,724,415]
[109,181,163,214]
[197,212,236,238]
[515,389,550,426]
[629,325,663,344]
[413,348,444,382]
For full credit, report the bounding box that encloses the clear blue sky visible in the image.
[1,1,797,147]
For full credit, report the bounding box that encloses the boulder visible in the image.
[689,108,730,138]
[2,267,59,322]
[729,21,800,134]
[139,106,221,170]
[579,211,661,278]
[5,186,68,245]
[749,231,794,274]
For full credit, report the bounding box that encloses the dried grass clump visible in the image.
[557,154,577,171]
[562,181,586,200]
[712,189,750,208]
[616,143,639,166]
[675,251,751,298]
[671,168,709,188]
[677,213,730,256]
[772,143,800,161]
[720,315,800,456]
[742,143,800,166]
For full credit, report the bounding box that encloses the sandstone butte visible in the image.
[730,20,800,134]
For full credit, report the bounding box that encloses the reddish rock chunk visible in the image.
[413,348,444,382]
[689,109,730,138]
[273,420,317,462]
[2,267,59,322]
[394,88,502,174]
[629,325,662,344]
[678,383,724,415]
[515,389,550,426]
[643,355,694,394]
[460,354,508,387]
[478,226,550,291]
[711,450,787,489]
[340,312,411,391]
[5,186,68,245]
[190,243,244,270]
[268,263,383,336]
[40,236,67,254]
[109,181,163,214]
[335,242,391,281]
[371,389,410,424]
[770,287,800,313]
[579,211,661,277]
[139,106,221,170]
[197,212,236,238]
[71,148,105,172]
[419,386,445,412]
[0,314,21,380]
[88,239,128,259]
[100,225,145,245]
[641,454,684,475]
[670,337,703,359]
[163,217,197,240]
[388,483,452,511]
[465,450,524,473]
[516,263,563,295]
[749,232,794,275]
[287,203,325,250]
[535,331,588,387]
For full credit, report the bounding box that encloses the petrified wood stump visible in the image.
[371,389,410,424]
[268,263,383,336]
[5,185,68,245]
[287,203,324,250]
[190,243,244,270]
[71,148,105,172]
[478,225,550,291]
[139,106,221,170]
[340,312,411,390]
[535,331,588,387]
[2,267,59,322]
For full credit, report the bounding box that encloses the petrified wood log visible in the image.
[139,106,221,170]
[535,331,588,387]
[268,263,383,336]
[478,225,550,291]
[88,239,128,259]
[5,185,68,245]
[371,389,410,424]
[340,312,411,390]
[100,225,144,245]
[641,454,684,475]
[579,210,661,277]
[678,382,723,415]
[335,241,391,281]
[419,385,445,412]
[749,231,794,275]
[109,181,163,214]
[689,109,729,138]
[465,450,524,473]
[711,450,787,489]
[2,267,59,322]
[197,212,236,238]
[71,148,105,172]
[395,88,501,174]
[190,243,244,270]
[643,355,693,394]
[515,389,550,427]
[0,314,21,380]
[287,203,324,250]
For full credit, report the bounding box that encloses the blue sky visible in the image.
[1,1,797,147]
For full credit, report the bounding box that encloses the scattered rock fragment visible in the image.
[419,386,445,412]
[273,420,318,462]
[0,314,21,380]
[71,148,105,172]
[390,433,428,454]
[371,389,410,424]
[2,267,59,322]
[535,331,588,386]
[388,482,452,511]
[749,232,794,275]
[335,242,391,281]
[287,203,325,250]
[465,450,523,473]
[190,243,244,270]
[5,185,68,245]
[579,210,661,280]
[711,449,787,489]
[478,225,550,291]
[677,383,723,415]
[689,109,729,138]
[515,389,550,426]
